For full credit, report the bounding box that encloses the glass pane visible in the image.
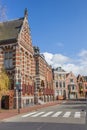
[9,52,13,58]
[4,59,9,68]
[9,59,13,68]
[5,52,8,59]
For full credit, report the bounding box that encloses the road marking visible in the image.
[74,112,81,118]
[41,111,54,117]
[52,111,62,117]
[22,111,85,118]
[31,112,45,117]
[22,111,37,117]
[63,112,71,118]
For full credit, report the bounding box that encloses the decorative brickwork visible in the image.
[34,46,54,103]
[0,9,35,109]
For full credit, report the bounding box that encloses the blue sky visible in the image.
[1,0,87,75]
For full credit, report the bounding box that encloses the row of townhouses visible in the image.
[0,9,87,109]
[53,67,87,100]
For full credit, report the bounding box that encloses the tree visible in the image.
[0,0,7,22]
[0,68,10,110]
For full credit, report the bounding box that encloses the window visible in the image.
[72,85,74,90]
[26,99,29,105]
[56,81,58,87]
[70,79,73,83]
[63,82,65,88]
[4,51,13,69]
[59,74,61,79]
[59,82,62,88]
[62,74,65,79]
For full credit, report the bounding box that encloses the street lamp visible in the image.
[16,80,22,113]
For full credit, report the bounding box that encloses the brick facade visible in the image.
[34,47,54,103]
[77,75,87,98]
[0,9,35,109]
[0,9,54,109]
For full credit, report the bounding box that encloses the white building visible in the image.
[53,67,67,100]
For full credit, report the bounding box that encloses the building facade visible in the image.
[77,75,84,98]
[66,72,78,99]
[77,75,87,98]
[83,76,87,97]
[34,46,54,103]
[53,67,78,100]
[0,9,35,109]
[0,9,55,109]
[52,67,67,100]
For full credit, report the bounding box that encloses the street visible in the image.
[0,100,87,130]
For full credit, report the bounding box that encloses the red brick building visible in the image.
[0,9,54,109]
[0,9,35,109]
[77,75,84,98]
[34,46,54,103]
[83,76,87,97]
[77,75,87,98]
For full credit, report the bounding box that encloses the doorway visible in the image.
[1,95,9,109]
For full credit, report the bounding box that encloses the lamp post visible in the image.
[16,80,22,113]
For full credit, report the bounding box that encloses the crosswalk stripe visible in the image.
[31,112,45,117]
[63,112,71,118]
[52,111,62,117]
[41,111,54,117]
[74,112,81,118]
[22,111,37,118]
[22,111,85,118]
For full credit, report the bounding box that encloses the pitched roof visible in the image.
[54,67,66,72]
[0,17,24,43]
[83,76,87,82]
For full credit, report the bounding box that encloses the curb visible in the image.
[0,101,62,121]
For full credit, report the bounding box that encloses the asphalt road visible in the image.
[0,100,87,130]
[0,122,86,130]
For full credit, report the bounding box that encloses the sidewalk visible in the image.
[0,100,62,121]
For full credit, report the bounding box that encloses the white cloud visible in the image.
[43,50,87,76]
[51,54,71,68]
[43,52,53,65]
